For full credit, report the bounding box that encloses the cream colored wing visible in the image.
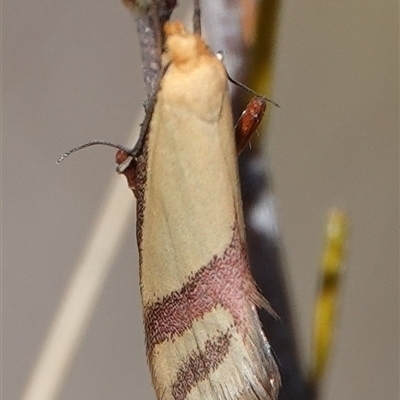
[130,22,280,400]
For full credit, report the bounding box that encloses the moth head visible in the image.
[163,21,209,67]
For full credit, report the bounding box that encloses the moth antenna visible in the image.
[193,0,201,35]
[57,66,166,165]
[57,140,133,164]
[227,73,280,108]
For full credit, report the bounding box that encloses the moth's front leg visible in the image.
[116,150,140,198]
[235,96,267,155]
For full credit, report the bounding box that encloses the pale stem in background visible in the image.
[21,125,139,400]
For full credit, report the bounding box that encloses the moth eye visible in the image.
[116,149,130,165]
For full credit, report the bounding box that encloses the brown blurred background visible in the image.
[3,1,398,399]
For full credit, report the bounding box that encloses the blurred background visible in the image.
[3,1,398,399]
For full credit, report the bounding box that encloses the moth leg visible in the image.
[235,96,267,155]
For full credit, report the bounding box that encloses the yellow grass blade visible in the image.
[309,209,349,386]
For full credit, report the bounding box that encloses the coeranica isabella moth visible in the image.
[117,22,280,400]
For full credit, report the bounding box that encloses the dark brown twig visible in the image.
[122,0,176,100]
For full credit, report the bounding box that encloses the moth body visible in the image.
[119,21,280,400]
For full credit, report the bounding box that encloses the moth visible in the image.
[117,22,280,400]
[58,20,280,400]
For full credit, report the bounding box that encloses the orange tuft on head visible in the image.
[164,21,210,66]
